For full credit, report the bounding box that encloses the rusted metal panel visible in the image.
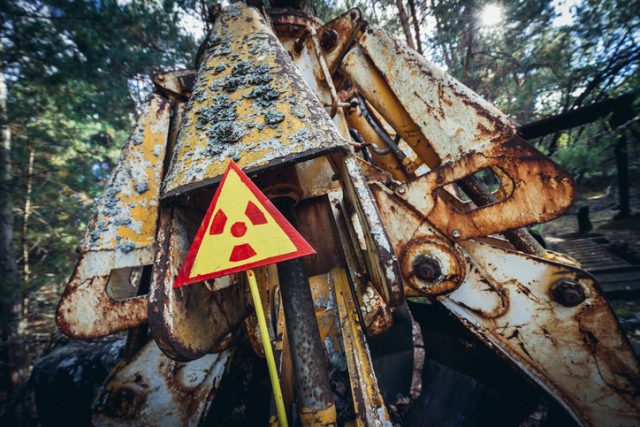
[395,141,575,241]
[357,28,515,162]
[288,8,363,119]
[370,180,640,426]
[445,241,640,427]
[370,183,466,298]
[161,4,347,200]
[294,156,342,200]
[80,94,170,258]
[405,145,572,239]
[292,196,346,278]
[288,8,364,75]
[331,268,392,427]
[272,10,357,154]
[328,190,393,336]
[268,7,319,42]
[57,95,170,338]
[56,262,149,339]
[93,341,232,427]
[350,28,575,240]
[153,69,196,101]
[148,206,251,361]
[320,9,366,75]
[331,154,404,307]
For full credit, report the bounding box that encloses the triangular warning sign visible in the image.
[174,161,315,287]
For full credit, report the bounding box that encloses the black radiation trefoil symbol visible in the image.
[208,200,269,262]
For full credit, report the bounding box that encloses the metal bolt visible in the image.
[320,29,339,52]
[550,279,586,307]
[102,388,144,418]
[396,186,406,195]
[451,229,461,238]
[412,255,442,283]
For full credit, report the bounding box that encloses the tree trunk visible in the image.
[407,0,422,53]
[0,68,27,404]
[614,129,631,218]
[396,0,416,50]
[21,146,34,285]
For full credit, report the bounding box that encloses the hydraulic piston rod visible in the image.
[272,196,337,426]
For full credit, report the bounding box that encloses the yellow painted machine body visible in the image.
[55,3,639,427]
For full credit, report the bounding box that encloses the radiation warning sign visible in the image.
[174,161,315,287]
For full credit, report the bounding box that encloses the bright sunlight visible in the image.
[480,3,504,27]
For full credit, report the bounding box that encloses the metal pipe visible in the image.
[345,105,408,181]
[343,52,544,255]
[348,127,375,163]
[357,97,407,162]
[271,196,337,426]
[457,175,545,255]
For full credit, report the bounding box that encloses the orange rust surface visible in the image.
[399,236,465,296]
[56,262,149,338]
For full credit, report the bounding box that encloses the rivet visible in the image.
[451,229,461,238]
[550,278,586,307]
[412,255,442,283]
[320,29,339,52]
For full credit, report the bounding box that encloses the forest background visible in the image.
[0,0,638,419]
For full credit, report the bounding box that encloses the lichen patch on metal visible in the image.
[161,4,347,198]
[80,95,170,254]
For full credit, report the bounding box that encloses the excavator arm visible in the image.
[54,4,639,426]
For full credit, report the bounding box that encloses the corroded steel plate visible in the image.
[161,4,347,200]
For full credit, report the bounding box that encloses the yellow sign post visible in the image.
[246,269,289,427]
[175,161,316,427]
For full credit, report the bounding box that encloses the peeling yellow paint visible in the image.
[81,94,170,254]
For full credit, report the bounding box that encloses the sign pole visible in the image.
[246,269,289,427]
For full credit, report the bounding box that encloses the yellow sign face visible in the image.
[174,161,315,287]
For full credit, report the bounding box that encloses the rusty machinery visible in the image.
[54,3,640,427]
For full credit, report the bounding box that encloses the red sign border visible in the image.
[174,160,315,288]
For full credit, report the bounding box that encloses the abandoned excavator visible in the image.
[51,2,640,426]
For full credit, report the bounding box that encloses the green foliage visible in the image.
[310,0,404,37]
[1,0,201,291]
[549,125,617,183]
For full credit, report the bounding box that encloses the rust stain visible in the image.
[57,95,171,339]
[399,236,466,296]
